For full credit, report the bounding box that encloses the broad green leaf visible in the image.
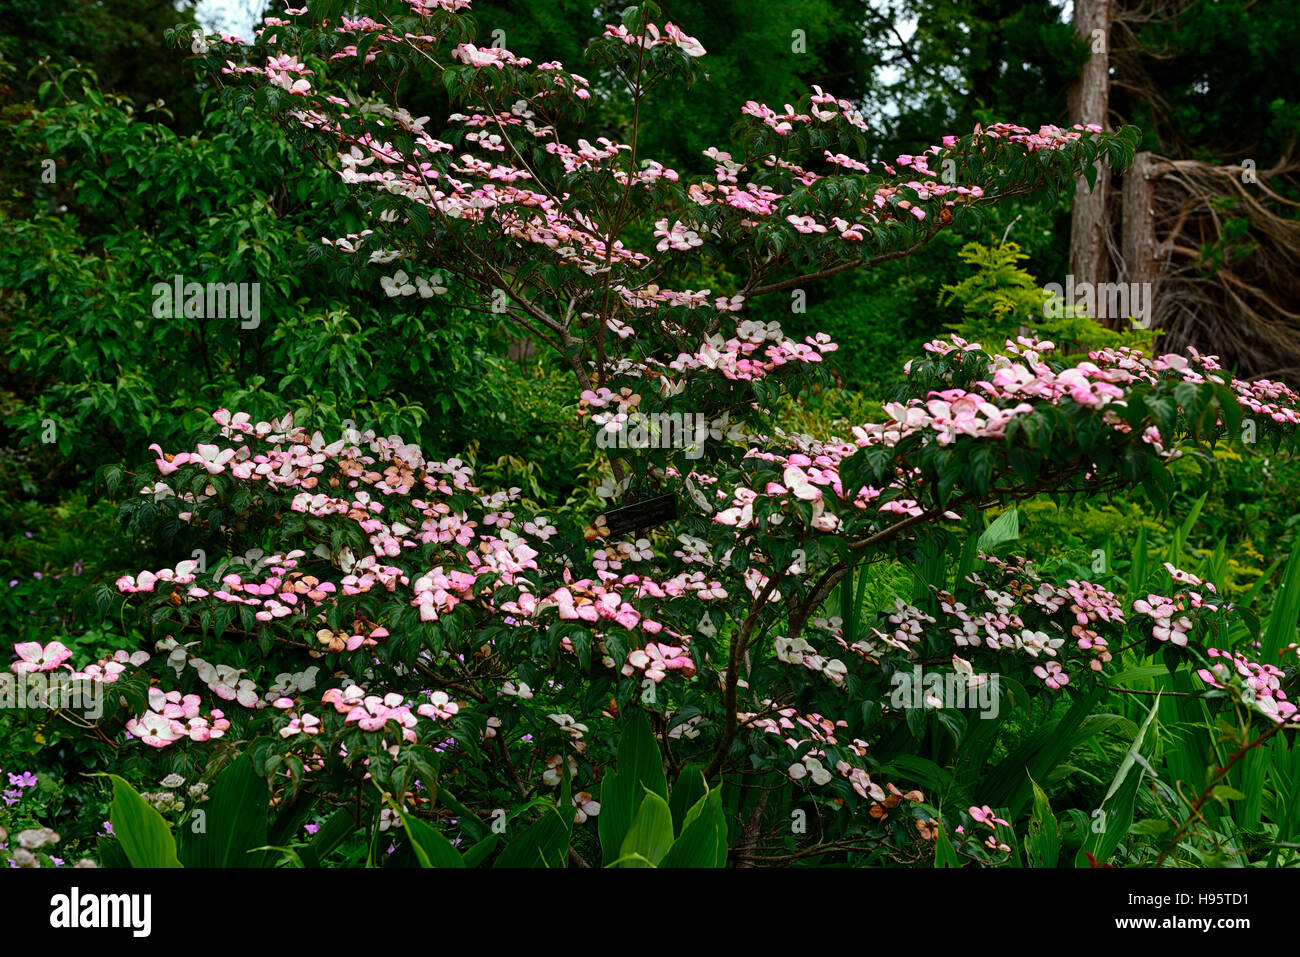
[495,806,570,868]
[934,823,960,868]
[461,834,500,868]
[180,755,269,867]
[660,787,726,868]
[1025,775,1060,868]
[977,507,1019,551]
[101,773,182,868]
[1262,547,1300,659]
[1129,525,1149,594]
[95,836,131,869]
[299,807,357,868]
[668,762,707,836]
[1210,785,1246,803]
[599,710,668,864]
[618,791,675,867]
[399,810,465,868]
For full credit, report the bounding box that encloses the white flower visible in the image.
[805,757,832,785]
[548,713,589,739]
[573,792,601,823]
[16,828,59,849]
[542,753,578,786]
[381,270,416,297]
[416,274,447,297]
[789,757,831,786]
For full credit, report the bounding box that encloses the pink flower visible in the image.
[663,22,706,56]
[125,710,183,748]
[653,218,703,252]
[969,805,1009,827]
[416,691,460,721]
[148,443,191,476]
[193,443,237,474]
[11,641,72,674]
[453,43,505,69]
[785,214,827,234]
[195,661,260,707]
[781,465,824,502]
[1033,661,1070,690]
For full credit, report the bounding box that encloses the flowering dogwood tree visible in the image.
[24,1,1300,866]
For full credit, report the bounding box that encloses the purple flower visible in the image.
[101,820,114,836]
[32,572,41,580]
[8,772,37,788]
[3,791,22,806]
[304,823,320,835]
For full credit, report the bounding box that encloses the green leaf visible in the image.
[495,806,570,868]
[95,836,131,869]
[659,787,726,868]
[618,790,675,867]
[977,508,1019,551]
[250,845,305,867]
[1262,547,1300,659]
[399,810,465,868]
[1076,696,1160,866]
[180,755,269,867]
[668,762,707,836]
[934,823,960,868]
[1129,525,1150,594]
[100,773,182,868]
[461,834,500,868]
[1025,775,1060,868]
[1210,785,1246,804]
[598,710,668,864]
[300,807,357,868]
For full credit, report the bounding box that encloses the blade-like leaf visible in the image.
[977,507,1019,551]
[399,810,465,868]
[599,710,668,864]
[1025,775,1060,868]
[618,790,675,867]
[495,806,570,868]
[180,755,269,867]
[101,773,182,868]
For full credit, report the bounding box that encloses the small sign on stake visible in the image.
[587,492,678,539]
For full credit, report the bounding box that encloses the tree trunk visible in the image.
[1121,151,1161,330]
[1068,0,1113,325]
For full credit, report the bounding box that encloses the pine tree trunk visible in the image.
[1121,151,1161,329]
[1068,0,1113,325]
